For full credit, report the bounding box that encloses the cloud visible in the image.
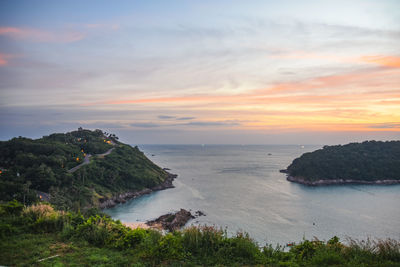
[0,53,13,66]
[272,51,400,69]
[129,120,240,129]
[368,123,400,129]
[130,122,161,128]
[0,26,86,43]
[83,65,400,108]
[158,115,196,120]
[183,121,240,127]
[361,55,400,68]
[83,122,125,129]
[177,117,196,120]
[84,23,120,31]
[158,115,176,119]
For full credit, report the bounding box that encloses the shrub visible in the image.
[31,212,64,233]
[310,248,344,266]
[155,232,184,261]
[60,223,75,240]
[23,203,55,221]
[120,228,147,248]
[375,238,400,262]
[182,226,226,257]
[1,200,24,216]
[216,232,263,264]
[0,222,17,238]
[76,215,112,247]
[21,203,65,233]
[290,239,323,260]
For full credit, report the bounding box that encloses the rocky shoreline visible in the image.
[146,209,194,231]
[287,175,400,186]
[146,209,206,231]
[98,172,177,209]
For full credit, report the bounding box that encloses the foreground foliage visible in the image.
[287,141,400,181]
[0,129,168,210]
[1,201,399,266]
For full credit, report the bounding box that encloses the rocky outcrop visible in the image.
[99,172,177,209]
[287,175,400,186]
[146,209,194,231]
[194,210,206,217]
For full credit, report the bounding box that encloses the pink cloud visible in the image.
[0,53,18,66]
[0,26,86,43]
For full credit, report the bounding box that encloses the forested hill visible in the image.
[286,141,400,185]
[0,128,168,210]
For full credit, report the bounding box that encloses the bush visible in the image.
[120,228,147,248]
[60,223,75,240]
[21,203,65,233]
[310,248,344,266]
[76,216,112,247]
[0,223,17,238]
[216,232,263,264]
[1,200,24,216]
[182,226,226,257]
[290,239,322,260]
[375,238,400,262]
[155,232,184,261]
[31,212,64,233]
[75,215,128,248]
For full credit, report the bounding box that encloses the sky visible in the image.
[0,0,399,144]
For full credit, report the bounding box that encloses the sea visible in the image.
[104,145,400,246]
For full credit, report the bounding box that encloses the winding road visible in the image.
[67,147,115,173]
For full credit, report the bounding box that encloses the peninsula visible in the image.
[0,128,175,210]
[283,140,400,186]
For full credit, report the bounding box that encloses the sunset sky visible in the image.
[1,0,399,144]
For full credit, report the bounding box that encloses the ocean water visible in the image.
[105,145,400,246]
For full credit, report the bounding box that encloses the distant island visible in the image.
[283,141,400,186]
[0,128,175,210]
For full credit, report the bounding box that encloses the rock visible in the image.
[146,209,194,231]
[98,172,177,209]
[194,210,206,217]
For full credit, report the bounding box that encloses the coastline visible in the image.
[99,172,177,209]
[287,175,400,186]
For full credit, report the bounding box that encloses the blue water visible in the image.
[105,145,400,246]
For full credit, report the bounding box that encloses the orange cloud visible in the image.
[80,66,399,133]
[273,51,400,69]
[361,55,400,68]
[0,26,85,43]
[83,67,400,107]
[257,67,400,95]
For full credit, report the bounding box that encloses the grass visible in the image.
[1,201,400,266]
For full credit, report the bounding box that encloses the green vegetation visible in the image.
[287,141,400,182]
[0,128,168,210]
[1,201,399,266]
[2,132,399,265]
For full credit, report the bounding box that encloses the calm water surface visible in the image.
[105,145,400,245]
